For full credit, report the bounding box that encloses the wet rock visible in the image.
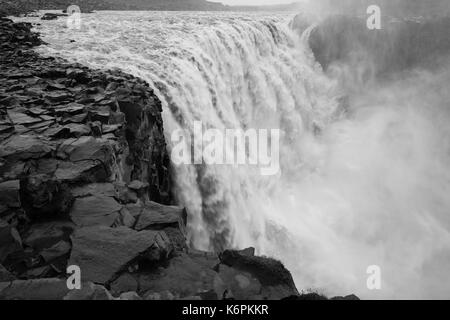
[0,278,68,300]
[134,202,187,250]
[0,220,22,263]
[70,195,122,227]
[69,226,172,284]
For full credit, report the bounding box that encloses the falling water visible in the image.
[20,11,450,299]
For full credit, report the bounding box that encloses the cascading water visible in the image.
[21,11,450,299]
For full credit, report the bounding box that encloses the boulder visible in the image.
[0,278,69,300]
[69,226,172,284]
[69,195,122,227]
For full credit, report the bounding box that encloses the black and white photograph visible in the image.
[1,0,450,306]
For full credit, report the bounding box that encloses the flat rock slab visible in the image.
[70,195,122,227]
[0,135,53,161]
[69,226,170,284]
[135,201,187,231]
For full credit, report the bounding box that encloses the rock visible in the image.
[63,282,115,300]
[71,183,116,198]
[54,160,108,184]
[215,264,262,300]
[114,182,138,204]
[119,291,142,300]
[0,278,69,300]
[218,249,299,300]
[64,123,91,138]
[331,294,360,300]
[53,102,85,116]
[110,273,138,296]
[21,265,55,279]
[57,136,113,164]
[69,226,172,285]
[40,241,71,263]
[128,180,149,191]
[20,174,73,219]
[0,135,53,161]
[23,221,75,251]
[7,111,41,125]
[45,92,72,104]
[135,201,187,232]
[0,180,20,209]
[138,252,218,299]
[113,207,136,228]
[70,195,122,227]
[0,220,22,263]
[0,264,15,282]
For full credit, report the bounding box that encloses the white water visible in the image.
[19,11,450,299]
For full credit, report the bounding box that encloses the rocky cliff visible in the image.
[0,16,311,300]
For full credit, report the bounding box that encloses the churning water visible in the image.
[20,11,450,299]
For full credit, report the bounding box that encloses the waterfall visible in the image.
[26,11,450,299]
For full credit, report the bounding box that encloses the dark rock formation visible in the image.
[0,16,172,286]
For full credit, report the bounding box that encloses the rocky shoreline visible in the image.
[0,14,357,300]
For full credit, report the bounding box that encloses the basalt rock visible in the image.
[68,226,173,285]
